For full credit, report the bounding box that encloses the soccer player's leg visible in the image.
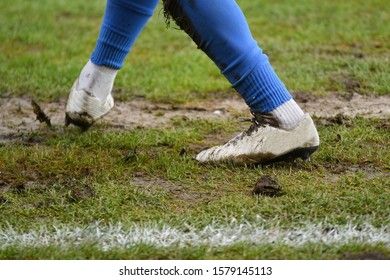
[66,0,159,130]
[163,0,319,164]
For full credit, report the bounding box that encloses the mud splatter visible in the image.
[31,100,51,127]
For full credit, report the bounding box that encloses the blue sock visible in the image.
[164,0,292,113]
[91,0,159,69]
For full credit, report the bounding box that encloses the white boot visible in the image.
[65,79,114,130]
[65,61,117,130]
[196,113,320,165]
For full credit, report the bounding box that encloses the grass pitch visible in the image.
[0,0,389,259]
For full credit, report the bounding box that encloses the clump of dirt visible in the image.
[31,100,51,127]
[252,175,283,198]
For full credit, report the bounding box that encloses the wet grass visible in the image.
[0,0,389,102]
[1,117,389,259]
[0,0,389,259]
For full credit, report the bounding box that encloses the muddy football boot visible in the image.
[196,113,319,165]
[65,79,114,130]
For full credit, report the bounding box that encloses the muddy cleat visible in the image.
[65,79,114,130]
[196,113,320,165]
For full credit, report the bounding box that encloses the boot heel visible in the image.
[299,146,319,160]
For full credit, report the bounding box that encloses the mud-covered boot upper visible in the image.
[196,112,320,165]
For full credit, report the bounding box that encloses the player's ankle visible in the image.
[78,60,118,101]
[268,99,305,130]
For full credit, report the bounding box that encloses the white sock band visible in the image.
[78,60,118,101]
[270,99,305,130]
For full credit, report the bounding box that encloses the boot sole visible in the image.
[65,112,95,132]
[263,145,319,165]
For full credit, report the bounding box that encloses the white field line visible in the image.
[0,221,389,250]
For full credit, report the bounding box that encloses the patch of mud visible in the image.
[0,98,64,144]
[298,161,390,185]
[0,92,389,143]
[293,92,390,118]
[130,173,210,205]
